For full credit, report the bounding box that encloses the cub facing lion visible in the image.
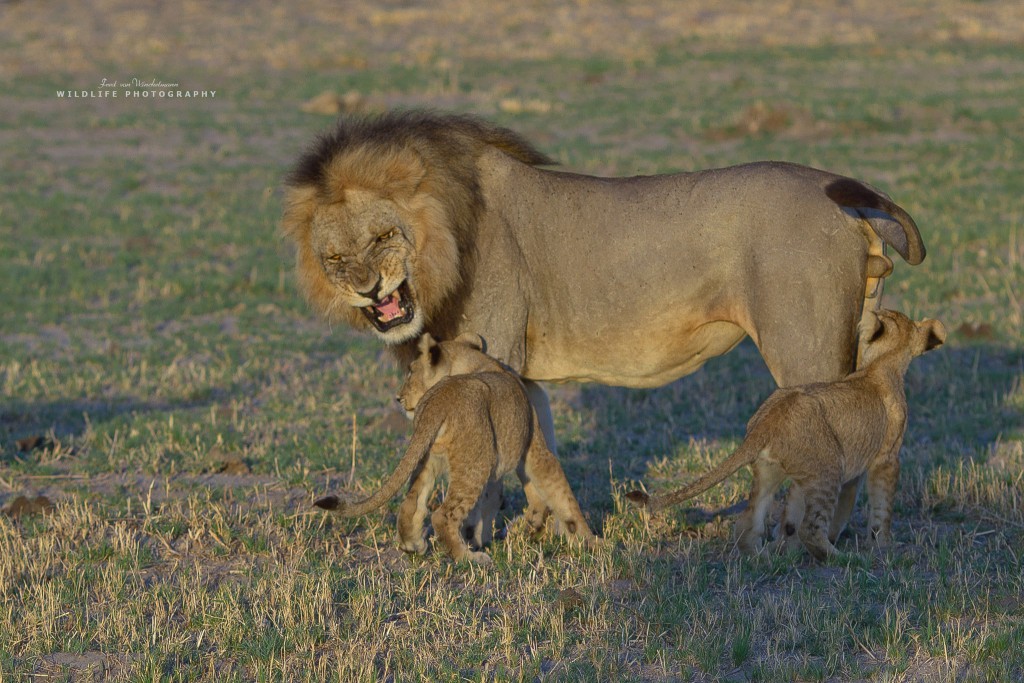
[314,332,595,564]
[281,110,926,460]
[627,309,946,560]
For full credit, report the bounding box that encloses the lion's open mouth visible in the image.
[361,281,415,332]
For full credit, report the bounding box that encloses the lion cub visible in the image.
[627,309,945,560]
[315,332,595,564]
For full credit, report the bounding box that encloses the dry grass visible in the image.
[1,1,1022,680]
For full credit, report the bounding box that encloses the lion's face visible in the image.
[284,114,536,347]
[309,191,425,343]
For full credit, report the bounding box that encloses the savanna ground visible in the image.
[1,1,1023,680]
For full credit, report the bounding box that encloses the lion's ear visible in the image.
[454,332,486,353]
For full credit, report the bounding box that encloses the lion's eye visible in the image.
[325,254,342,263]
[377,229,397,243]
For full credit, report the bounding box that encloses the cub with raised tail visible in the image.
[627,309,945,560]
[315,333,595,564]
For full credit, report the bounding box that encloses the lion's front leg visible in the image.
[523,379,557,455]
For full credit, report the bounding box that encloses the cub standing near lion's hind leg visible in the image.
[313,332,596,564]
[281,109,927,517]
[626,309,946,561]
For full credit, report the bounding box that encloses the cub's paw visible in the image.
[522,506,551,536]
[459,550,493,566]
[869,527,893,549]
[803,538,839,562]
[577,533,605,551]
[771,522,803,554]
[398,536,428,555]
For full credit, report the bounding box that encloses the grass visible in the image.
[2,1,1023,680]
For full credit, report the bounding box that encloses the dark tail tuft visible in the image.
[313,495,341,510]
[624,490,651,507]
[824,178,925,265]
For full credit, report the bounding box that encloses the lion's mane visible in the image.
[280,110,553,343]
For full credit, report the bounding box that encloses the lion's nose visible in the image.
[353,271,382,300]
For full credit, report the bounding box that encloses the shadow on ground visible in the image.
[0,394,228,463]
[556,338,1022,520]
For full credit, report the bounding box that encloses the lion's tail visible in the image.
[825,177,925,265]
[625,432,769,513]
[313,408,444,517]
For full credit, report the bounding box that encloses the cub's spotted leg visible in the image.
[430,457,494,564]
[774,485,806,554]
[829,474,864,543]
[397,457,442,554]
[463,478,504,549]
[796,472,842,561]
[736,457,787,555]
[865,454,901,548]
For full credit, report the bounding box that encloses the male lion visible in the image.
[281,110,925,466]
[314,333,595,564]
[627,309,946,560]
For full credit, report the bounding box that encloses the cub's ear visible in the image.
[921,319,947,351]
[858,311,883,344]
[417,333,441,365]
[453,332,486,352]
[417,332,435,356]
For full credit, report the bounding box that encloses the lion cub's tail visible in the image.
[314,407,445,517]
[625,433,768,513]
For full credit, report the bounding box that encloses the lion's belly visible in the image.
[522,319,748,388]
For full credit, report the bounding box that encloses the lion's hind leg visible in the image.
[751,249,863,389]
